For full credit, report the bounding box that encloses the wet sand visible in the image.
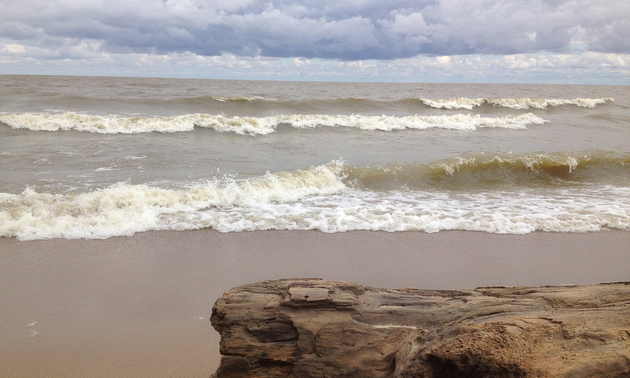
[1,229,629,377]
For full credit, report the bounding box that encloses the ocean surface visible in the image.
[1,75,628,240]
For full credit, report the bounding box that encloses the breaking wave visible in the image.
[345,151,630,190]
[201,95,613,110]
[2,152,629,240]
[0,163,346,240]
[206,95,273,102]
[419,97,614,110]
[0,112,547,135]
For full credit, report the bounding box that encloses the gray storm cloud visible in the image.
[1,0,629,60]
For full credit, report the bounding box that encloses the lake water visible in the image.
[1,75,629,240]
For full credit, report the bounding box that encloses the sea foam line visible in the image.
[0,112,547,135]
[420,97,614,110]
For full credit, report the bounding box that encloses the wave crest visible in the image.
[0,162,345,240]
[0,112,547,135]
[420,97,614,110]
[344,151,630,190]
[211,95,272,102]
[2,154,629,240]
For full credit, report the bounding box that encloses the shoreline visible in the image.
[1,229,629,377]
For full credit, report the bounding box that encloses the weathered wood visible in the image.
[211,279,630,378]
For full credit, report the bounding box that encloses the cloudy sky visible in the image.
[1,0,629,83]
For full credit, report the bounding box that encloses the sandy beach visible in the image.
[1,229,629,377]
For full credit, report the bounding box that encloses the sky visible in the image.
[1,0,629,83]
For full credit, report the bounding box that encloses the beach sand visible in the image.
[1,229,629,377]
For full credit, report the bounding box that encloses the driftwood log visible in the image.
[210,279,630,378]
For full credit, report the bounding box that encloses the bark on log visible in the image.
[210,279,630,378]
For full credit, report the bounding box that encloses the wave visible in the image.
[201,95,273,102]
[44,94,614,110]
[203,96,613,109]
[210,96,364,103]
[0,112,546,135]
[344,151,630,190]
[418,97,614,110]
[0,163,346,240]
[2,153,629,240]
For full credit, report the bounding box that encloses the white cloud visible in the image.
[3,47,627,84]
[294,57,310,67]
[527,32,537,42]
[0,0,629,83]
[581,52,627,67]
[503,55,538,69]
[436,56,451,65]
[3,44,25,53]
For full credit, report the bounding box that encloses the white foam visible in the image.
[212,95,273,102]
[277,113,545,131]
[433,153,581,176]
[0,112,547,135]
[121,155,147,160]
[198,187,627,234]
[421,97,614,110]
[0,162,346,240]
[420,98,485,110]
[2,180,629,240]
